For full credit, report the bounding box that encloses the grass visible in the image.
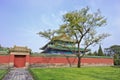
[30,67,120,80]
[0,69,7,80]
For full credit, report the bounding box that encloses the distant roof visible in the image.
[10,45,31,53]
[0,46,9,54]
[52,34,75,42]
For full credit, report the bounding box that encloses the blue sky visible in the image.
[0,0,120,52]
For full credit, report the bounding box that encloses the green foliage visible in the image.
[114,59,120,65]
[98,45,104,56]
[110,45,120,54]
[0,45,9,54]
[30,67,120,80]
[105,45,120,65]
[87,51,98,56]
[93,51,98,56]
[87,52,92,56]
[114,54,120,65]
[37,29,57,40]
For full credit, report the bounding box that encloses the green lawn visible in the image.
[0,69,7,79]
[30,67,120,80]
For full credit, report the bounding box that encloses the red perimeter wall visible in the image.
[30,56,113,66]
[0,55,114,66]
[0,55,9,63]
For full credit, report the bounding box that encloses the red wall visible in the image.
[0,55,114,66]
[30,57,77,64]
[0,55,9,63]
[30,56,113,65]
[82,58,113,64]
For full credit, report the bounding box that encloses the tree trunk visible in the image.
[77,56,81,68]
[77,42,81,68]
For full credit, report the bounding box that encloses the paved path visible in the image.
[3,68,33,80]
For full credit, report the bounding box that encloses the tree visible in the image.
[111,45,120,65]
[93,51,98,56]
[37,29,57,40]
[87,52,92,56]
[98,45,104,56]
[58,7,110,68]
[38,7,110,68]
[105,45,120,65]
[110,45,120,54]
[104,45,120,56]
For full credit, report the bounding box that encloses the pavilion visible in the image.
[41,34,89,54]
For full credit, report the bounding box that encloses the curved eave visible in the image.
[10,50,31,53]
[45,45,90,52]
